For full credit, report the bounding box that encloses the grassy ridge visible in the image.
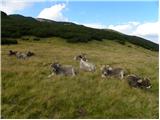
[1,37,159,118]
[1,11,158,51]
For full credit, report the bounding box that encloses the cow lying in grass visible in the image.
[100,65,125,79]
[126,74,151,89]
[74,53,96,72]
[8,50,35,59]
[16,52,28,59]
[48,62,77,77]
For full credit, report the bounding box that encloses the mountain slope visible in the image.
[1,38,158,118]
[1,11,159,51]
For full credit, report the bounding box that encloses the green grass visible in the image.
[1,37,159,118]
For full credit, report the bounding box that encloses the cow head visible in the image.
[101,65,112,71]
[138,78,152,89]
[50,63,61,73]
[74,53,88,61]
[101,65,113,76]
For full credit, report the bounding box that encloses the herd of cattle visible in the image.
[8,50,35,59]
[8,50,151,90]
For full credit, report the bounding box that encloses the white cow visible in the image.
[74,54,96,72]
[100,65,124,79]
[48,62,77,77]
[16,52,28,59]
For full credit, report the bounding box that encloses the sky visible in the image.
[0,0,159,43]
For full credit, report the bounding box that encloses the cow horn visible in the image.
[100,65,105,70]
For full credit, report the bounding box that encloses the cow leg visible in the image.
[48,72,55,78]
[120,71,124,80]
[72,68,76,76]
[101,74,106,78]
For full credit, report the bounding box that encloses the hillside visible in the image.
[1,11,159,51]
[1,37,159,118]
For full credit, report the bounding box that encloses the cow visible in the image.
[14,51,35,59]
[126,74,151,89]
[48,62,77,77]
[16,52,28,59]
[26,51,35,57]
[74,53,96,72]
[8,50,17,56]
[100,65,125,79]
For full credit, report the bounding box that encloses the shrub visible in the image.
[22,37,29,40]
[1,38,18,45]
[127,45,132,48]
[32,37,40,41]
[116,40,126,45]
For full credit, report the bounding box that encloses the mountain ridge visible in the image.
[1,11,158,51]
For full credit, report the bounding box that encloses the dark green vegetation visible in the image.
[1,38,18,45]
[1,11,158,51]
[1,38,159,118]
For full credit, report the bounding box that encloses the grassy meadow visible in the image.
[1,37,159,118]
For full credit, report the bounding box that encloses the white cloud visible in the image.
[37,3,68,21]
[107,21,159,43]
[82,23,106,29]
[74,21,159,43]
[108,22,140,35]
[132,22,159,36]
[0,0,32,14]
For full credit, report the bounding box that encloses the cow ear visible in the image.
[137,79,143,83]
[50,63,54,68]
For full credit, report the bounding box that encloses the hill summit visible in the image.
[1,11,158,51]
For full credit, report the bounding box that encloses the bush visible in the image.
[22,37,29,40]
[32,37,40,41]
[127,45,132,48]
[1,38,18,45]
[116,40,126,45]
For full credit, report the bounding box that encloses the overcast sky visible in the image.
[0,0,159,43]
